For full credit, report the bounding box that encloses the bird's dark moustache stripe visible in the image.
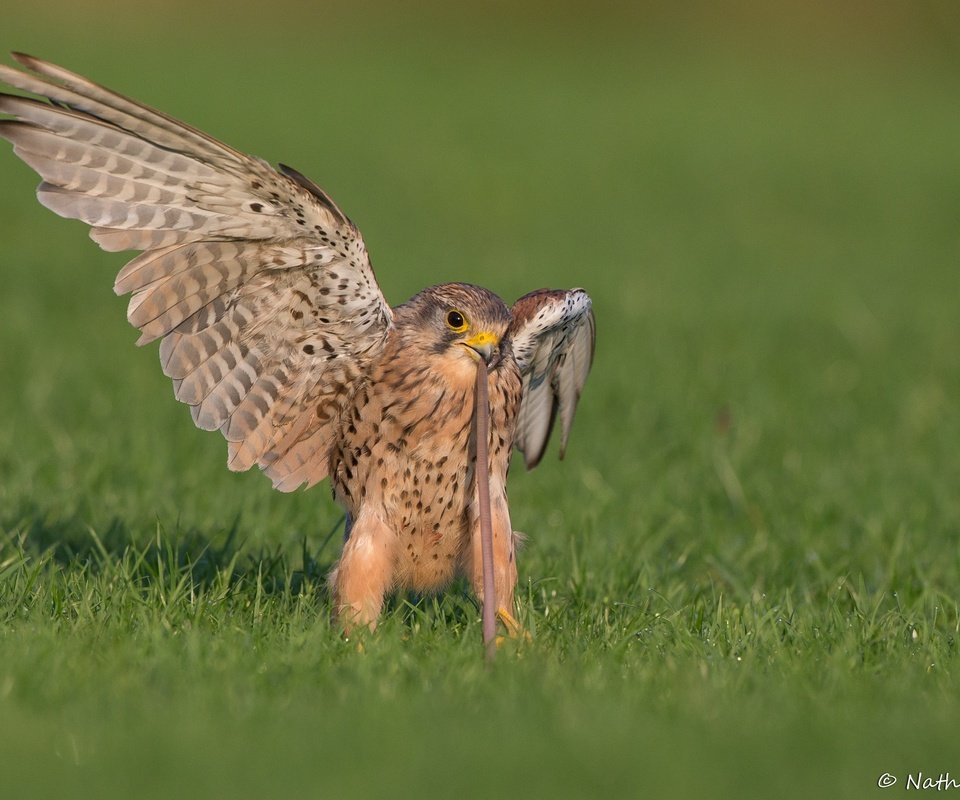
[430,330,458,355]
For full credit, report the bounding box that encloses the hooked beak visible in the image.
[462,331,501,366]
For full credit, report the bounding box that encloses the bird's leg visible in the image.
[464,490,519,634]
[329,510,396,634]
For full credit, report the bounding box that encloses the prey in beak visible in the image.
[463,331,501,367]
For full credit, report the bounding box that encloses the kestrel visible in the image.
[0,54,595,631]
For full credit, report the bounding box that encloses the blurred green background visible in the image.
[1,2,959,798]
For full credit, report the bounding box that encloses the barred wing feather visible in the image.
[0,53,392,491]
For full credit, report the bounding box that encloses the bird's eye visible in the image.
[446,310,468,332]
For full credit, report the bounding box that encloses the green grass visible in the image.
[2,3,960,798]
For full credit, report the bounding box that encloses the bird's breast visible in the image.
[330,347,522,591]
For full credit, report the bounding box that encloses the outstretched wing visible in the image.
[507,288,595,469]
[0,53,392,491]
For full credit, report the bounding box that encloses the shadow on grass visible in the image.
[1,503,345,597]
[0,505,483,630]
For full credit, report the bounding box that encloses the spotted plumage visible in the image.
[0,54,596,630]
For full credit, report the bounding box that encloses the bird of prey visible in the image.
[0,54,595,632]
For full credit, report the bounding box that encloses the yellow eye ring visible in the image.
[446,309,469,332]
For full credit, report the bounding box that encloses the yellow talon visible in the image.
[497,607,531,641]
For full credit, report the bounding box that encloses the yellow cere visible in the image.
[464,330,500,348]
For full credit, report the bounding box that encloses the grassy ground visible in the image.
[1,3,959,797]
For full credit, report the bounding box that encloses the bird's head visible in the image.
[397,283,511,372]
